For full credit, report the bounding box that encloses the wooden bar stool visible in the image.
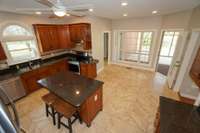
[52,98,81,133]
[41,93,58,125]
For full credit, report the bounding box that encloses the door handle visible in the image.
[173,61,181,68]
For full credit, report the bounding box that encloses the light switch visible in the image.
[94,95,98,101]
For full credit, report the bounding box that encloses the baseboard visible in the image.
[110,62,155,72]
[97,67,104,74]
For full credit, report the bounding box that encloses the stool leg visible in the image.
[68,118,72,133]
[58,113,61,129]
[51,107,56,125]
[45,104,49,117]
[77,112,82,124]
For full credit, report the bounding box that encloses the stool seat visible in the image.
[41,92,58,126]
[52,98,76,118]
[42,93,58,105]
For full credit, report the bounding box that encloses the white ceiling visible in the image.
[0,0,200,19]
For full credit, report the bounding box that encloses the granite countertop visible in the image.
[38,71,104,107]
[160,96,200,133]
[0,54,99,82]
[0,58,68,82]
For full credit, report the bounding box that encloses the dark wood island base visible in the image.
[80,85,103,127]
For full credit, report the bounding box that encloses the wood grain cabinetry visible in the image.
[57,25,72,49]
[80,62,97,79]
[69,23,92,50]
[21,60,68,94]
[190,47,200,88]
[80,85,103,127]
[33,24,71,54]
[0,42,7,60]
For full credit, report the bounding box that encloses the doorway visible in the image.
[103,32,110,66]
[157,31,180,76]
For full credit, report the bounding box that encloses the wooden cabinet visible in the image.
[33,24,59,53]
[57,25,72,49]
[21,60,68,94]
[80,62,97,79]
[190,47,200,88]
[69,23,92,50]
[80,85,103,127]
[33,24,72,54]
[0,42,7,60]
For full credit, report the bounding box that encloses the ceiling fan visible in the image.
[16,0,94,18]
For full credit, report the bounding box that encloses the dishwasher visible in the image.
[0,76,26,104]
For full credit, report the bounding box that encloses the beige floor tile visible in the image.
[16,64,179,133]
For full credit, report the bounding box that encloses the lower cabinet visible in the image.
[20,60,68,94]
[80,85,103,127]
[80,62,97,79]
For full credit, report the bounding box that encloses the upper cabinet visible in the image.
[33,23,92,54]
[190,47,200,88]
[57,25,72,49]
[0,42,7,60]
[33,24,71,54]
[69,23,92,50]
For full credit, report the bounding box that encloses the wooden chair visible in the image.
[52,98,82,133]
[41,93,58,125]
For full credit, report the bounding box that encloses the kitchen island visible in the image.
[157,97,200,133]
[38,71,104,127]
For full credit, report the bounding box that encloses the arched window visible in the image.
[1,24,39,64]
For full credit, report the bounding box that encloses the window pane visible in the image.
[6,41,37,61]
[160,32,174,56]
[141,32,152,53]
[169,32,179,56]
[139,54,149,63]
[3,25,30,36]
[6,41,30,51]
[119,31,153,64]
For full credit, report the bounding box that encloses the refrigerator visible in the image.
[0,86,25,133]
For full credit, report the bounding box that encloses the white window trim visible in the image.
[0,22,40,65]
[114,29,158,68]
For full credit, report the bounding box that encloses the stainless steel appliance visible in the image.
[68,61,80,74]
[0,87,25,133]
[0,77,26,104]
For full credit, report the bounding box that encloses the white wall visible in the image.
[111,10,192,70]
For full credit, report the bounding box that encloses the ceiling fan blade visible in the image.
[48,14,64,19]
[35,0,55,8]
[71,9,89,12]
[67,11,86,17]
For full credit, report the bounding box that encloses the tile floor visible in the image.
[16,64,179,133]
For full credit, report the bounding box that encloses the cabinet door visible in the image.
[0,42,7,60]
[34,25,60,53]
[49,26,60,50]
[58,25,72,49]
[34,25,52,52]
[190,48,200,87]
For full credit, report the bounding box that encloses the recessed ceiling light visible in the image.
[89,8,93,12]
[152,10,158,14]
[66,13,70,16]
[35,11,42,15]
[121,2,128,6]
[123,13,128,17]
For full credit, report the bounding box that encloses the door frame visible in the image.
[155,29,184,72]
[173,29,200,92]
[103,31,111,65]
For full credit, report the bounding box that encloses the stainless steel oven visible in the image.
[68,61,80,74]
